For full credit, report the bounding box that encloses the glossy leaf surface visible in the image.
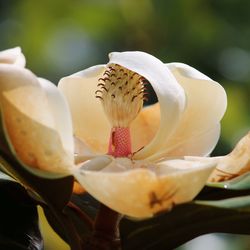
[0,172,43,250]
[120,186,250,250]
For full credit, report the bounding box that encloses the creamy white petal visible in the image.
[168,124,221,156]
[58,65,111,154]
[148,124,221,161]
[73,156,215,218]
[74,136,97,164]
[38,78,74,158]
[146,63,226,161]
[0,47,26,67]
[131,103,160,152]
[109,51,186,160]
[167,62,227,124]
[0,65,73,173]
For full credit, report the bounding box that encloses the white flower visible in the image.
[58,51,227,218]
[0,48,231,218]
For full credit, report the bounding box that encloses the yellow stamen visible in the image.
[96,64,148,127]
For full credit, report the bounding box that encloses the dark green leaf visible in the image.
[195,195,250,209]
[120,202,250,250]
[0,173,43,250]
[120,186,250,249]
[197,186,250,200]
[44,192,99,243]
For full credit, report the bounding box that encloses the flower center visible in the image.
[96,64,148,157]
[96,64,147,127]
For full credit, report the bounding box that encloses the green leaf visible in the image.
[44,193,98,244]
[197,186,250,200]
[120,185,250,250]
[207,172,250,190]
[0,173,43,250]
[120,202,250,250]
[195,195,250,209]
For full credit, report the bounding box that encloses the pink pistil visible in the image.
[108,127,132,157]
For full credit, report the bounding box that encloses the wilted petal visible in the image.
[58,65,111,154]
[109,52,186,160]
[73,156,215,218]
[208,132,250,182]
[0,47,26,67]
[0,65,73,173]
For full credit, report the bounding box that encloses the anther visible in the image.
[109,67,115,72]
[95,96,103,100]
[95,90,103,95]
[101,86,108,92]
[96,63,149,127]
[98,77,110,82]
[131,95,137,102]
[97,83,105,87]
[103,71,111,77]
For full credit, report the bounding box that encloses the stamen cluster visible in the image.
[96,64,148,127]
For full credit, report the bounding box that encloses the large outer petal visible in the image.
[58,65,111,154]
[109,52,186,160]
[145,63,226,161]
[73,156,215,218]
[38,78,74,156]
[0,47,26,67]
[0,65,73,172]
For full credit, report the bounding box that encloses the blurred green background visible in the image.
[1,0,250,249]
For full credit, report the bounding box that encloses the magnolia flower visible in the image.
[0,48,228,218]
[58,51,227,218]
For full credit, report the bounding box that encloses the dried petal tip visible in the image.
[208,132,250,182]
[96,64,148,127]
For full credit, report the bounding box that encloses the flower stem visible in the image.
[82,126,132,249]
[82,204,122,249]
[67,201,94,230]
